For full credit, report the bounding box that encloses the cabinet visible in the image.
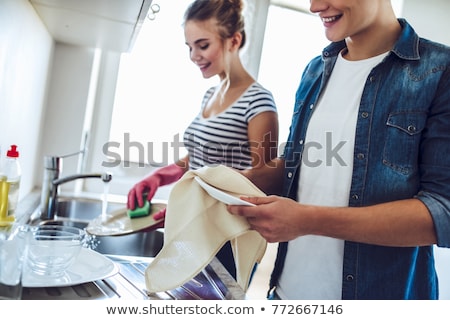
[30,0,153,52]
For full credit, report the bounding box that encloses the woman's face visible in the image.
[184,19,226,79]
[310,0,381,42]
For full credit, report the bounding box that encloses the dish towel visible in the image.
[145,164,267,293]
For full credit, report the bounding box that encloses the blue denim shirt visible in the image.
[270,19,450,299]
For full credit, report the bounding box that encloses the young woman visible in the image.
[127,0,279,280]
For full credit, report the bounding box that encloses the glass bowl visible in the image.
[27,225,85,277]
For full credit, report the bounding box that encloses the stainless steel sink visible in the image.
[36,198,164,257]
[54,198,123,220]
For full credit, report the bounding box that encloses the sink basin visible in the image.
[36,198,164,258]
[54,198,123,220]
[42,219,164,257]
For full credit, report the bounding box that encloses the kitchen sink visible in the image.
[34,198,164,258]
[42,219,164,257]
[54,197,124,220]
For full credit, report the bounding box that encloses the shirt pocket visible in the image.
[382,111,427,175]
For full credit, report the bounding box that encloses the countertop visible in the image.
[22,255,246,300]
[16,190,247,300]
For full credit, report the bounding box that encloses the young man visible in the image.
[228,0,450,299]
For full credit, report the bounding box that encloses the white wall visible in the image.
[36,43,96,190]
[0,0,53,200]
[401,0,450,46]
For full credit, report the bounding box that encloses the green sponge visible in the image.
[127,200,151,218]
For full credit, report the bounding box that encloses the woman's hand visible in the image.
[127,174,161,210]
[127,163,186,210]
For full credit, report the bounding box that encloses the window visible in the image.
[258,5,328,144]
[109,0,215,167]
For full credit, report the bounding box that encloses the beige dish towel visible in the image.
[145,164,267,293]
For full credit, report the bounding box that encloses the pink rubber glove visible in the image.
[153,207,166,221]
[142,207,166,230]
[127,163,185,210]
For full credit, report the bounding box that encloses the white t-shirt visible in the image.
[277,51,389,300]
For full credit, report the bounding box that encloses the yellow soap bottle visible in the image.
[0,174,13,226]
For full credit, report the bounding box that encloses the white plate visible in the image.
[86,202,166,236]
[23,248,119,287]
[194,176,255,206]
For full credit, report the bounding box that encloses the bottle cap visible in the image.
[6,145,19,158]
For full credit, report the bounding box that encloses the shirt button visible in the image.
[287,172,293,179]
[357,153,365,160]
[407,125,416,133]
[352,194,359,200]
[361,112,369,118]
[346,274,354,281]
[299,140,304,145]
[309,104,314,110]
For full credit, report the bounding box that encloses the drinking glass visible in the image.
[0,225,28,300]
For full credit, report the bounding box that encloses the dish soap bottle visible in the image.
[0,174,9,226]
[2,145,21,225]
[0,145,11,227]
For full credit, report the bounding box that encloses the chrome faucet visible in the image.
[39,153,112,220]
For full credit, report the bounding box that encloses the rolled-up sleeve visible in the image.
[417,191,450,247]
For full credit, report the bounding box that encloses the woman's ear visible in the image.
[230,32,243,51]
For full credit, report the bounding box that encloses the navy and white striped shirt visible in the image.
[184,82,277,170]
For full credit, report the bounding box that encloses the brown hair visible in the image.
[184,0,246,48]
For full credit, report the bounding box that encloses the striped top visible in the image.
[184,82,277,170]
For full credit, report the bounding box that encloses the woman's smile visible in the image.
[321,14,343,27]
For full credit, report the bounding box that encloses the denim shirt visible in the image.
[270,19,450,299]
